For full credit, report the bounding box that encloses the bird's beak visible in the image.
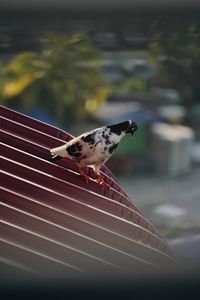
[131,122,138,139]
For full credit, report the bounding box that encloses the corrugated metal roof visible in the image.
[0,105,178,278]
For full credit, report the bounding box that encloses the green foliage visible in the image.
[119,77,150,93]
[0,33,109,127]
[149,24,200,105]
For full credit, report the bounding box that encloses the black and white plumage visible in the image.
[50,120,137,186]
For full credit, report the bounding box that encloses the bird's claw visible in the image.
[96,175,111,189]
[79,169,91,184]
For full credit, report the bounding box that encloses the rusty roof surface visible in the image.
[0,105,178,278]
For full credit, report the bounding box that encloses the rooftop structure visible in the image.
[0,105,178,279]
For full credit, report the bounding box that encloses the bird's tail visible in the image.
[50,144,68,158]
[49,155,63,162]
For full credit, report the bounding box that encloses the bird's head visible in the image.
[125,120,138,138]
[107,120,138,138]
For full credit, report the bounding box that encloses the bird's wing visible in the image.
[65,128,103,159]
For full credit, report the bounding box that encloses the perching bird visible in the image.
[50,120,137,187]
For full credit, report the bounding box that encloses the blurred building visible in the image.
[151,123,194,177]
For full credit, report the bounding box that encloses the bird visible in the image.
[50,120,138,188]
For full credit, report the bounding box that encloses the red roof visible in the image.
[0,105,178,278]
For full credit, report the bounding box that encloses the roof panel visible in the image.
[0,105,179,277]
[1,160,172,256]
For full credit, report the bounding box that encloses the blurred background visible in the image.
[0,1,200,261]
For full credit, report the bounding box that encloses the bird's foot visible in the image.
[96,175,111,189]
[79,169,91,184]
